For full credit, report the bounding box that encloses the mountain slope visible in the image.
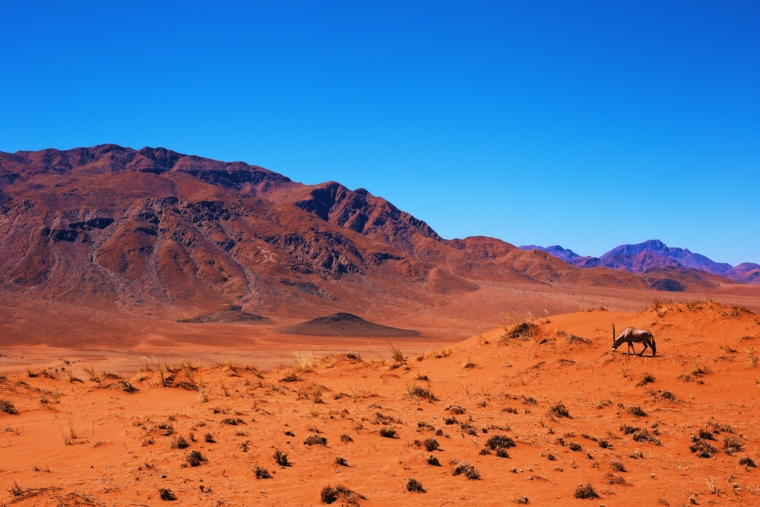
[522,240,756,285]
[0,145,737,323]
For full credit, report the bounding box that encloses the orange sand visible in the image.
[2,301,760,505]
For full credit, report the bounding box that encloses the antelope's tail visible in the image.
[650,334,656,357]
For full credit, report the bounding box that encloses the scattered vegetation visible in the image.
[404,478,425,493]
[320,484,365,505]
[629,406,647,417]
[567,334,591,345]
[724,436,744,455]
[502,322,539,341]
[274,449,290,466]
[305,435,328,446]
[451,461,481,480]
[340,434,353,443]
[426,454,441,466]
[158,488,176,501]
[405,383,437,401]
[548,402,570,419]
[574,483,599,499]
[187,450,206,467]
[636,374,655,387]
[254,464,271,479]
[486,434,516,450]
[0,399,18,414]
[380,427,398,439]
[423,437,439,451]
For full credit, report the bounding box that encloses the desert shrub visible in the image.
[620,425,640,435]
[740,456,756,467]
[426,454,441,466]
[724,436,744,454]
[446,405,466,414]
[204,433,215,443]
[389,343,406,363]
[698,429,714,440]
[503,322,539,341]
[274,449,290,466]
[0,399,18,414]
[443,416,458,425]
[629,406,647,417]
[159,488,176,501]
[548,403,570,419]
[636,374,655,387]
[451,462,481,480]
[496,447,510,458]
[187,450,206,467]
[568,442,582,451]
[604,473,627,485]
[221,418,245,425]
[405,478,425,493]
[305,435,327,446]
[689,437,717,458]
[320,485,365,505]
[340,434,353,443]
[380,427,398,439]
[406,384,437,401]
[254,464,271,479]
[171,436,189,449]
[661,391,677,401]
[479,448,490,455]
[632,429,661,445]
[423,437,439,451]
[610,460,626,472]
[335,456,349,467]
[486,434,516,450]
[574,483,599,499]
[567,334,591,345]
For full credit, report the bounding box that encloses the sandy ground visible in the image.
[2,299,760,506]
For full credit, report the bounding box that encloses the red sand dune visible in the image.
[2,301,760,505]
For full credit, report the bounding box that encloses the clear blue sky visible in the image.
[1,1,758,265]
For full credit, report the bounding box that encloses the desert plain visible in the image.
[3,291,760,506]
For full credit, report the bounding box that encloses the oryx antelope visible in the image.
[612,324,656,357]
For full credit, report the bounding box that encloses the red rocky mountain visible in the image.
[0,145,734,321]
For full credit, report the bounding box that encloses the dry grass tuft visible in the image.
[405,383,437,401]
[636,374,655,387]
[320,484,365,505]
[305,435,328,446]
[502,322,539,341]
[159,487,176,501]
[451,461,481,480]
[574,483,599,499]
[380,427,398,439]
[388,342,406,363]
[404,478,425,493]
[629,406,647,417]
[274,449,290,466]
[548,402,570,419]
[253,464,271,479]
[0,398,18,414]
[56,418,77,446]
[187,450,206,467]
[724,436,744,454]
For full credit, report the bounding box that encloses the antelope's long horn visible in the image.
[612,323,616,342]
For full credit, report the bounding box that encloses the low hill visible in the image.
[280,312,419,337]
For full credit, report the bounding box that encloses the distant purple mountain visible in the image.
[520,240,758,285]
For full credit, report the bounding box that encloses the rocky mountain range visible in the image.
[0,145,742,322]
[520,240,759,285]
